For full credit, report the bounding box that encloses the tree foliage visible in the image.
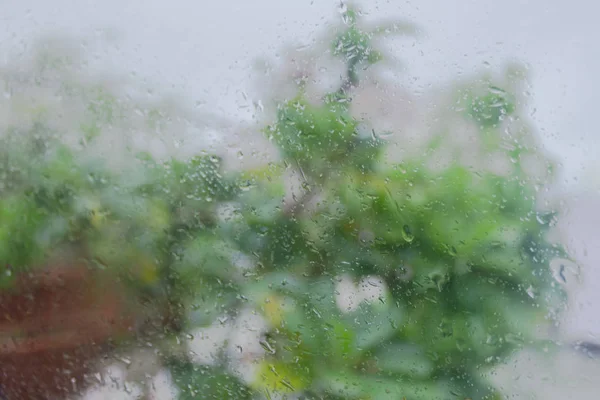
[0,5,568,400]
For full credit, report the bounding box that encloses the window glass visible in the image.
[1,1,598,399]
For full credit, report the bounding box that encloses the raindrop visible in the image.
[535,213,551,225]
[489,99,505,108]
[264,388,273,400]
[505,333,525,345]
[431,273,446,292]
[253,99,264,112]
[448,245,458,257]
[396,264,413,281]
[118,357,132,365]
[488,85,507,95]
[550,259,580,285]
[259,339,276,354]
[280,379,295,391]
[402,224,414,243]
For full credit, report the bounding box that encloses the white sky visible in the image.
[2,0,599,185]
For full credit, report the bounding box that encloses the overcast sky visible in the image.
[2,0,599,186]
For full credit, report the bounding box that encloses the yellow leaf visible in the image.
[137,257,160,285]
[262,294,294,327]
[253,362,308,394]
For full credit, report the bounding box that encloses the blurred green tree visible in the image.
[0,5,568,400]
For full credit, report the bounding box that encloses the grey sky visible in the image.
[2,0,598,185]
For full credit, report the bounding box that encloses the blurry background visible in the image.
[4,0,598,183]
[2,0,599,398]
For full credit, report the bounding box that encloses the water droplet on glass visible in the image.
[280,379,295,391]
[448,245,458,257]
[259,340,276,354]
[488,85,506,95]
[402,224,414,243]
[253,99,264,112]
[239,180,256,192]
[535,213,549,225]
[118,357,132,365]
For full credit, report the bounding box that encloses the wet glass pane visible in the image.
[1,1,598,399]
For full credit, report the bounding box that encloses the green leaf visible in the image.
[373,342,434,378]
[346,301,403,353]
[167,359,253,400]
[318,371,457,400]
